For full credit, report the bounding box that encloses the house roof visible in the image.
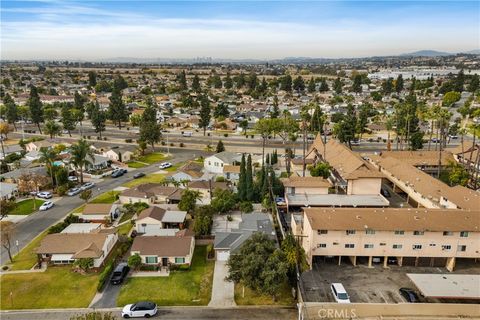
[307,135,383,180]
[121,184,177,198]
[379,150,455,167]
[83,204,113,215]
[36,233,111,258]
[1,166,48,180]
[208,151,241,164]
[131,236,193,257]
[137,206,166,221]
[304,207,480,232]
[188,180,229,190]
[281,176,331,188]
[223,165,240,174]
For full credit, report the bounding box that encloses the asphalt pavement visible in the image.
[0,149,205,266]
[0,307,296,320]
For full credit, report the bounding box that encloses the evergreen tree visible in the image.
[192,75,201,93]
[280,75,292,92]
[265,154,270,166]
[3,93,18,130]
[468,74,479,93]
[352,74,362,93]
[91,104,107,138]
[307,77,316,93]
[238,154,247,201]
[140,106,161,151]
[108,85,127,129]
[319,79,329,92]
[199,94,211,136]
[333,78,343,94]
[177,70,188,91]
[382,78,394,95]
[61,104,76,137]
[88,71,97,88]
[214,102,229,118]
[395,74,404,93]
[216,140,225,153]
[270,96,279,118]
[28,85,44,133]
[246,154,254,201]
[293,76,305,92]
[224,72,233,89]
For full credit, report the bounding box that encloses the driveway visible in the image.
[208,260,236,307]
[89,278,123,308]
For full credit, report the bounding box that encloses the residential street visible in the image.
[0,307,296,320]
[0,149,206,266]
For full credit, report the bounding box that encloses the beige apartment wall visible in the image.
[347,178,382,195]
[289,186,329,195]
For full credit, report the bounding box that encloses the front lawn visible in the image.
[117,246,214,306]
[5,230,49,271]
[127,161,147,168]
[10,199,45,215]
[137,152,168,164]
[234,281,295,306]
[90,191,120,204]
[122,174,165,188]
[164,162,184,172]
[0,267,99,310]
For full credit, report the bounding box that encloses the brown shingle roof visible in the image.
[131,236,193,257]
[37,233,110,258]
[188,180,229,190]
[281,176,331,188]
[380,150,454,167]
[304,208,480,232]
[223,165,240,174]
[83,204,113,215]
[137,206,166,221]
[120,184,177,198]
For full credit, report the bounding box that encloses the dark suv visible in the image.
[110,262,130,285]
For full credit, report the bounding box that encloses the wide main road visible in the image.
[0,149,206,266]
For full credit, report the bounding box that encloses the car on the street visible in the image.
[133,172,146,179]
[112,169,124,178]
[122,301,157,318]
[68,176,78,182]
[399,288,419,303]
[67,187,81,196]
[121,168,128,174]
[37,191,53,199]
[110,262,130,285]
[380,188,391,198]
[39,201,54,211]
[159,162,172,169]
[80,182,95,190]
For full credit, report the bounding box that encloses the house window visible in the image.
[344,244,355,248]
[394,230,404,235]
[413,231,424,236]
[364,244,374,249]
[317,230,328,235]
[175,257,185,264]
[317,243,327,248]
[457,245,467,252]
[346,230,356,235]
[460,231,469,237]
[443,231,453,236]
[365,229,375,235]
[441,245,451,251]
[145,256,158,264]
[379,243,386,246]
[208,161,211,165]
[393,244,402,249]
[412,244,422,250]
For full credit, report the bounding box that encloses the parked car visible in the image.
[81,182,96,190]
[67,188,81,196]
[372,257,382,263]
[37,191,52,199]
[68,176,78,182]
[387,257,398,265]
[133,172,145,179]
[39,201,54,211]
[182,131,193,137]
[112,169,124,178]
[275,197,286,206]
[111,262,130,285]
[122,301,157,318]
[399,288,419,303]
[331,283,351,303]
[159,162,172,169]
[381,188,391,198]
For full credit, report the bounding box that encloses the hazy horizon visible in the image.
[1,1,479,60]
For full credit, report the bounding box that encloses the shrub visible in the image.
[161,141,166,146]
[239,201,253,213]
[170,143,174,146]
[223,133,228,137]
[97,262,113,291]
[103,137,107,141]
[216,176,226,182]
[125,138,133,143]
[56,184,68,196]
[179,142,185,147]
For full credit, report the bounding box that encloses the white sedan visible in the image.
[39,201,54,211]
[159,162,172,169]
[122,301,157,318]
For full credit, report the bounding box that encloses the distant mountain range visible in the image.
[401,49,480,57]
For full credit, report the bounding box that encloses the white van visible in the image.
[331,283,351,303]
[182,131,193,137]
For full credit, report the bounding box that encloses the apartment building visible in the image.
[293,207,480,272]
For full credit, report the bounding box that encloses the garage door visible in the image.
[217,250,230,261]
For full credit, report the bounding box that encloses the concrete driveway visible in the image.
[208,260,236,307]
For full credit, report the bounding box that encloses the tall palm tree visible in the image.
[39,147,58,190]
[70,139,95,184]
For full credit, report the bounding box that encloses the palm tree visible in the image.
[70,139,95,184]
[39,147,58,190]
[44,120,62,139]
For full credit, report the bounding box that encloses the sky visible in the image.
[1,1,479,60]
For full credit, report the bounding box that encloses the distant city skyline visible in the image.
[1,1,479,60]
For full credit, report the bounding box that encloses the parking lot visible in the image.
[300,258,480,304]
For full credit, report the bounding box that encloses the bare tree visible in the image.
[17,173,49,210]
[0,200,16,220]
[1,221,15,263]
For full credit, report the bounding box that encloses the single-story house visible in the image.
[0,182,18,200]
[0,166,50,187]
[0,144,23,160]
[187,180,230,202]
[204,151,242,174]
[37,232,118,268]
[135,206,187,235]
[119,184,178,205]
[60,223,102,234]
[166,161,206,182]
[223,165,240,182]
[102,148,134,163]
[130,235,195,266]
[80,204,120,223]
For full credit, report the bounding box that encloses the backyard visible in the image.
[10,199,45,215]
[117,246,214,306]
[0,267,99,309]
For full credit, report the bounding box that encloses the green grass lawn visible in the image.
[5,230,48,271]
[0,267,99,310]
[90,191,120,204]
[117,246,214,306]
[138,152,168,164]
[234,282,295,306]
[127,161,147,168]
[10,199,45,215]
[164,162,184,172]
[121,174,165,188]
[117,221,133,236]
